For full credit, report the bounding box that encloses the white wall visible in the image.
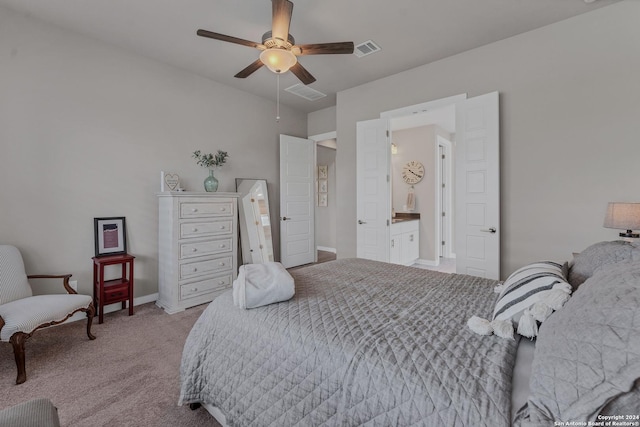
[308,106,336,137]
[0,6,307,297]
[335,1,640,278]
[315,145,336,251]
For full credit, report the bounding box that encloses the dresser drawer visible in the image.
[180,201,233,219]
[180,274,232,300]
[180,220,232,239]
[180,256,232,280]
[180,238,233,259]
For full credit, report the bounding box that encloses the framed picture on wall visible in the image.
[318,165,328,179]
[318,193,328,207]
[318,179,328,193]
[94,217,127,257]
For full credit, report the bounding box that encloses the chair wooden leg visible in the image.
[86,303,97,340]
[10,332,28,385]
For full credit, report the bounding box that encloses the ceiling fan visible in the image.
[197,0,354,85]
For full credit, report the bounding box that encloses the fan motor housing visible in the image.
[262,31,295,49]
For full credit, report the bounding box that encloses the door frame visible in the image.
[380,95,466,266]
[436,135,454,259]
[380,94,467,120]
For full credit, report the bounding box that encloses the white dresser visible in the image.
[157,192,239,314]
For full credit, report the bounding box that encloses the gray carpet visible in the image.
[0,302,222,426]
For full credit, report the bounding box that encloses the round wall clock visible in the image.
[402,161,425,185]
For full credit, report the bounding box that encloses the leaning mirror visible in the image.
[235,178,274,264]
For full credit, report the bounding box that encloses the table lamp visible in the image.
[603,202,640,238]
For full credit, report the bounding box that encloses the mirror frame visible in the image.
[235,178,275,265]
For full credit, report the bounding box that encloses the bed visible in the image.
[179,242,640,426]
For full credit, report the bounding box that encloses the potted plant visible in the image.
[193,150,229,192]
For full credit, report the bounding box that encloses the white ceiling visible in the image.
[0,0,618,113]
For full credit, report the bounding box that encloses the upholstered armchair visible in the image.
[0,245,96,384]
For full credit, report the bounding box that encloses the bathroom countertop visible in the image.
[391,212,420,224]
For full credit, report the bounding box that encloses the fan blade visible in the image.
[234,59,265,78]
[272,0,293,43]
[290,62,316,85]
[294,42,354,56]
[197,29,265,50]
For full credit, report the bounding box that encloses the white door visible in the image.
[280,135,315,268]
[356,118,390,261]
[455,92,500,279]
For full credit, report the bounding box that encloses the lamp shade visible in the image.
[603,202,640,237]
[259,48,297,74]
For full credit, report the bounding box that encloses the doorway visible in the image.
[389,105,456,271]
[310,131,338,261]
[356,92,500,279]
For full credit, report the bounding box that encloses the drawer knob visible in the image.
[219,244,225,248]
[192,228,198,232]
[191,208,198,212]
[193,268,198,272]
[220,207,226,211]
[191,287,198,292]
[219,225,225,229]
[219,280,225,285]
[219,262,225,266]
[192,248,198,252]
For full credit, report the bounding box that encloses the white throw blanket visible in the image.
[232,262,295,309]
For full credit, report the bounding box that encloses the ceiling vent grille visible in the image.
[285,84,327,101]
[354,40,381,58]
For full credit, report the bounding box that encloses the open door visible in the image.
[455,92,500,279]
[356,118,391,261]
[280,135,315,268]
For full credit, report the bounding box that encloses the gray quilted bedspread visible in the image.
[179,259,518,426]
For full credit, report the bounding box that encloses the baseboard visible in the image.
[414,258,440,267]
[317,246,337,253]
[64,293,159,324]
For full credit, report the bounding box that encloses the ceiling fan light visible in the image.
[260,48,297,74]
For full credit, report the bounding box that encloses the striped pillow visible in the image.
[493,261,571,337]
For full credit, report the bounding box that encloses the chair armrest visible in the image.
[0,315,5,333]
[27,274,76,294]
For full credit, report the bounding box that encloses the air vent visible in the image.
[354,40,381,58]
[285,84,327,101]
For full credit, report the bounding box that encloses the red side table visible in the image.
[92,254,135,324]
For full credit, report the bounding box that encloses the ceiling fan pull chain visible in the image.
[276,74,281,122]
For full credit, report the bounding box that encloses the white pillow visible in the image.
[468,261,572,339]
[493,261,570,323]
